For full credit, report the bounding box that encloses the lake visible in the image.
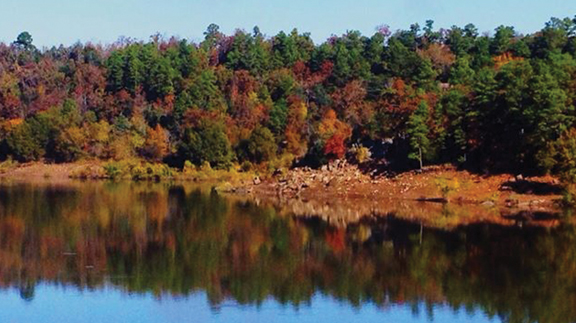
[0,180,574,323]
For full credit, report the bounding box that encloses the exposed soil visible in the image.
[0,161,101,181]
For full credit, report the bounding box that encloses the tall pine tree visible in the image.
[407,100,430,170]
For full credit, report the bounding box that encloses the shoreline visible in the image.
[240,163,562,208]
[0,161,565,228]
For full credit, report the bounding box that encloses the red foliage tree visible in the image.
[73,63,106,114]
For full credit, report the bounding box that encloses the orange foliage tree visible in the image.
[284,96,309,158]
[378,78,420,137]
[331,80,373,129]
[318,109,352,159]
[143,124,169,161]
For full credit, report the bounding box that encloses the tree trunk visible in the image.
[419,147,423,170]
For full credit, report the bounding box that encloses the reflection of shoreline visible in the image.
[262,195,564,229]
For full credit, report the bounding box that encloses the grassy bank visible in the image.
[0,158,258,185]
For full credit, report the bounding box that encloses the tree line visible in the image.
[1,18,576,176]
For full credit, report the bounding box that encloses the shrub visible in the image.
[267,153,295,174]
[103,159,174,180]
[131,163,173,180]
[435,177,460,198]
[103,162,123,179]
[351,144,371,163]
[183,160,195,175]
[0,158,16,174]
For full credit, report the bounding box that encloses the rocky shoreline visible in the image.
[227,161,563,218]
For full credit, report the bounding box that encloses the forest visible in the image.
[1,17,576,179]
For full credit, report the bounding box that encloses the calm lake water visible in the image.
[0,181,574,323]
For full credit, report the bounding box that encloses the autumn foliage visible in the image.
[0,17,576,174]
[318,109,352,159]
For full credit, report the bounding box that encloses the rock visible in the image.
[235,187,251,194]
[505,199,519,207]
[333,159,340,169]
[322,176,333,187]
[481,200,496,207]
[516,174,524,181]
[253,176,261,185]
[213,182,235,193]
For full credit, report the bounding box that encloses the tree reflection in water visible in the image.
[0,181,575,323]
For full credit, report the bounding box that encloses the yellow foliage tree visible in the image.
[284,99,308,158]
[493,52,524,69]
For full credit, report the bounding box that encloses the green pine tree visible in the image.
[407,100,431,170]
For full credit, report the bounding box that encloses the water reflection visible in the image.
[0,181,575,323]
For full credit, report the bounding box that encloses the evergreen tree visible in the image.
[407,100,430,170]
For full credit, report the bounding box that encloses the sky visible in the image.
[1,0,576,48]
